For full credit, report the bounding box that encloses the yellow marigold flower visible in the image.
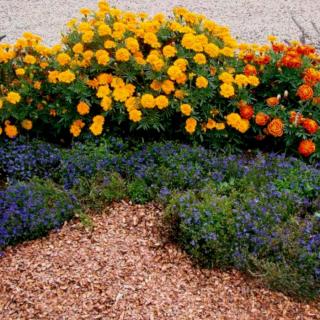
[181,33,196,49]
[220,83,235,98]
[58,70,76,83]
[204,43,220,58]
[218,72,234,84]
[226,113,249,133]
[234,74,248,88]
[126,84,136,96]
[5,124,18,138]
[6,92,21,104]
[174,90,185,100]
[247,75,260,87]
[100,96,112,110]
[267,35,277,42]
[97,73,113,85]
[0,127,2,135]
[180,103,192,116]
[176,73,187,84]
[150,80,162,91]
[206,118,216,129]
[0,99,3,109]
[185,117,197,134]
[15,68,25,76]
[23,54,36,64]
[21,119,33,130]
[78,22,91,33]
[141,94,155,108]
[115,48,131,62]
[48,70,59,83]
[56,53,71,66]
[163,45,177,58]
[67,18,77,29]
[167,65,183,81]
[155,95,169,109]
[93,115,105,124]
[220,47,234,57]
[173,58,188,72]
[72,43,84,54]
[113,87,130,102]
[97,53,110,65]
[77,101,90,115]
[193,53,206,65]
[104,40,116,49]
[125,97,139,111]
[161,80,175,94]
[215,122,226,130]
[98,23,111,36]
[89,122,103,136]
[40,62,49,69]
[80,8,91,15]
[96,85,111,98]
[196,76,208,88]
[111,77,125,88]
[82,31,94,43]
[125,37,140,53]
[129,109,142,122]
[34,81,41,90]
[83,50,94,61]
[144,32,160,48]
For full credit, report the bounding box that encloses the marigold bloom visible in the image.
[21,119,32,130]
[82,31,94,43]
[220,83,235,98]
[266,97,280,107]
[298,139,316,157]
[255,112,270,126]
[129,109,142,122]
[161,80,175,94]
[247,75,260,87]
[77,101,90,115]
[15,68,25,76]
[58,70,76,83]
[302,118,318,134]
[163,45,177,58]
[115,48,131,62]
[56,53,71,66]
[267,118,284,137]
[5,123,18,138]
[239,104,254,120]
[297,84,313,100]
[185,117,197,134]
[6,92,21,104]
[193,53,206,64]
[206,118,216,129]
[234,74,248,88]
[218,72,233,84]
[98,23,112,36]
[204,43,219,58]
[243,64,257,76]
[100,96,112,111]
[155,95,169,109]
[141,94,155,108]
[125,37,140,53]
[180,103,192,116]
[72,43,84,54]
[23,54,36,64]
[196,76,208,88]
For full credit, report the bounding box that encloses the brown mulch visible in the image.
[0,202,319,320]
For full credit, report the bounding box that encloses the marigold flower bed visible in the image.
[0,0,319,156]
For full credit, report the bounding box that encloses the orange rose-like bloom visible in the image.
[297,84,314,101]
[255,112,270,126]
[239,104,254,120]
[302,118,318,134]
[266,97,279,107]
[267,118,284,137]
[298,140,316,157]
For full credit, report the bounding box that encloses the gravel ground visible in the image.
[0,0,320,45]
[0,202,319,319]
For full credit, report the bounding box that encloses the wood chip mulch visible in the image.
[0,202,319,319]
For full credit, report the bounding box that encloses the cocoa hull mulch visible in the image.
[0,202,319,319]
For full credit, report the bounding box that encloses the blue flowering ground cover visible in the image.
[0,136,319,298]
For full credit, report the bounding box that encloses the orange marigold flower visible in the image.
[297,84,313,101]
[243,64,257,76]
[21,119,32,130]
[185,117,197,134]
[239,104,254,120]
[266,97,280,107]
[255,112,270,126]
[302,118,318,134]
[77,101,90,115]
[4,123,18,138]
[141,94,155,109]
[180,104,192,116]
[267,118,284,137]
[298,139,316,157]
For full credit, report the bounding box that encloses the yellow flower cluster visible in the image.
[226,113,250,133]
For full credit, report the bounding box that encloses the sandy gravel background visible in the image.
[0,0,320,45]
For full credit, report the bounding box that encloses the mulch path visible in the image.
[0,202,319,319]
